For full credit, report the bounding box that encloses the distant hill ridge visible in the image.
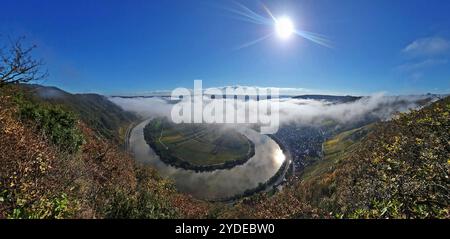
[22,84,139,142]
[293,94,362,103]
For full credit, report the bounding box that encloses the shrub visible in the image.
[102,168,181,219]
[14,94,84,153]
[103,187,181,219]
[7,193,77,219]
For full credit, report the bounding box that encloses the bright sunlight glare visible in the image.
[275,16,295,40]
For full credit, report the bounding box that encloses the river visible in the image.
[128,119,288,200]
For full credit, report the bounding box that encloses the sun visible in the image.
[228,3,331,49]
[275,16,295,40]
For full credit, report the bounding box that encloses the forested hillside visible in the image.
[0,85,209,218]
[223,96,449,219]
[22,84,138,142]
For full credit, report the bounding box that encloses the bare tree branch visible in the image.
[0,36,48,87]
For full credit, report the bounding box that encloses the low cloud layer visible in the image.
[109,93,432,128]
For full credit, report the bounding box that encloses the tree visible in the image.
[0,36,48,87]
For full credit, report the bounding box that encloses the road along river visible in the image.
[128,119,289,200]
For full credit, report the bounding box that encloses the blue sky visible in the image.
[1,0,449,95]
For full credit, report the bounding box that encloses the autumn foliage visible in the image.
[0,86,209,218]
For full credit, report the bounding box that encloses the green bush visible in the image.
[103,188,180,219]
[102,168,181,219]
[7,193,77,219]
[14,94,84,153]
